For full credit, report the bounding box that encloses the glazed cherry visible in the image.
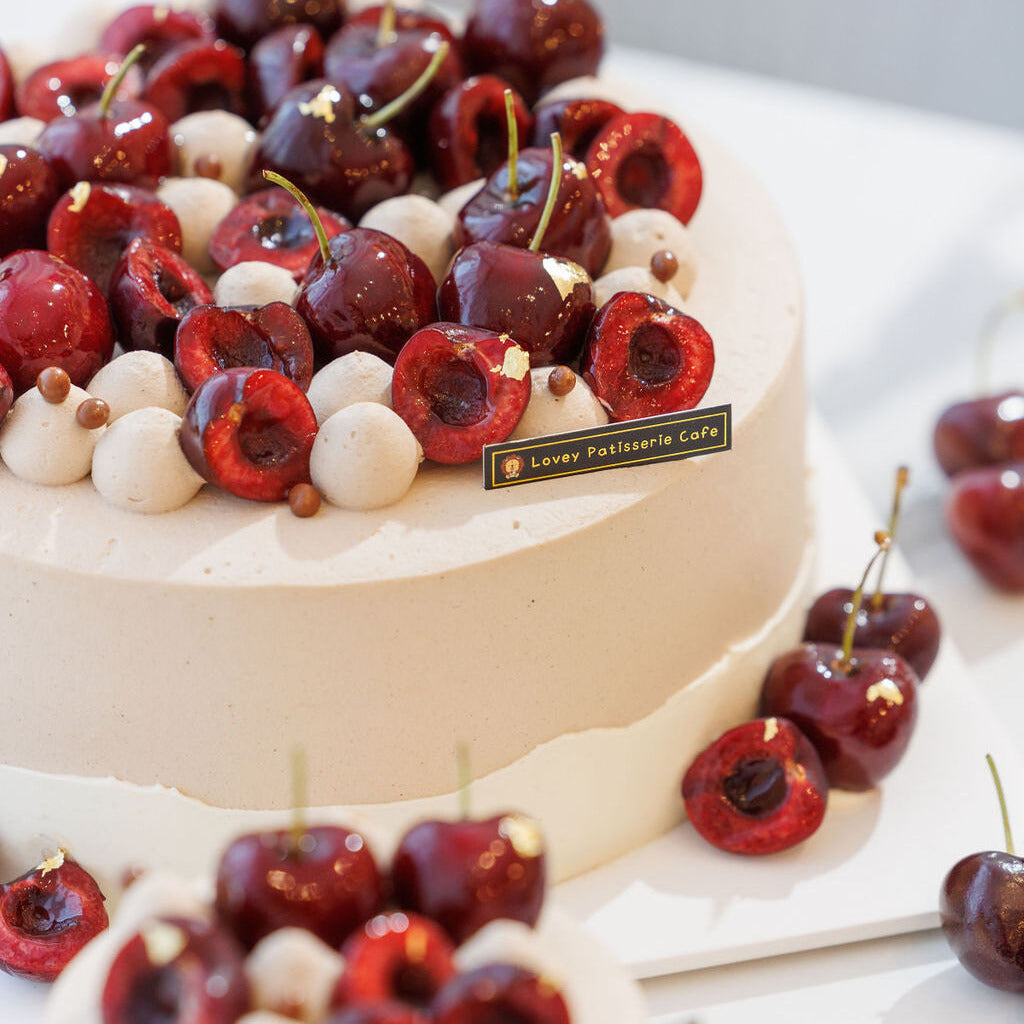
[934,391,1024,477]
[429,76,533,191]
[16,54,142,123]
[463,0,604,105]
[0,250,115,394]
[100,5,217,72]
[391,809,545,943]
[215,824,382,949]
[214,0,345,51]
[326,1005,429,1024]
[432,964,569,1024]
[180,366,318,502]
[586,112,703,223]
[532,97,624,162]
[0,145,61,257]
[947,462,1024,591]
[143,40,248,123]
[209,187,350,280]
[175,302,315,393]
[101,916,249,1024]
[582,291,715,421]
[456,145,610,276]
[47,181,182,293]
[0,363,12,424]
[249,24,325,124]
[109,237,213,356]
[0,852,108,982]
[332,912,457,1010]
[682,717,828,855]
[0,48,14,122]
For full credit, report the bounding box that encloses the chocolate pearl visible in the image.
[651,249,679,283]
[76,398,110,429]
[289,483,321,518]
[548,366,576,397]
[37,367,71,404]
[194,153,224,180]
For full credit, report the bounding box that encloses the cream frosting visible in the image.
[86,351,190,422]
[307,351,395,424]
[157,176,237,275]
[605,208,699,297]
[510,367,609,440]
[214,261,300,309]
[171,110,260,195]
[593,266,686,309]
[359,193,457,284]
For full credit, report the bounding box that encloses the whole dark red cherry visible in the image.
[0,48,14,122]
[0,364,12,424]
[0,146,61,257]
[101,916,249,1024]
[214,824,383,948]
[455,145,610,276]
[463,0,604,105]
[109,237,213,356]
[0,250,115,394]
[326,1005,429,1024]
[439,240,594,366]
[0,852,108,982]
[586,111,703,223]
[432,964,569,1024]
[249,24,325,124]
[532,97,624,162]
[682,717,828,855]
[215,0,345,50]
[47,181,182,293]
[934,391,1024,477]
[947,462,1024,591]
[391,810,545,943]
[16,54,143,123]
[100,5,217,72]
[429,75,533,191]
[143,39,248,122]
[180,366,318,502]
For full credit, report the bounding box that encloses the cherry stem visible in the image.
[99,43,146,119]
[836,531,892,671]
[870,465,909,610]
[376,0,397,49]
[975,288,1024,396]
[456,743,472,820]
[504,88,519,201]
[290,746,308,855]
[529,132,564,253]
[263,170,332,266]
[360,40,449,131]
[987,753,1015,855]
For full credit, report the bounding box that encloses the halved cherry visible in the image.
[109,237,213,356]
[532,97,623,162]
[16,54,143,123]
[175,302,314,393]
[432,964,569,1024]
[0,363,12,424]
[143,40,248,123]
[326,1005,429,1024]
[392,322,531,464]
[100,5,217,71]
[582,291,714,421]
[180,366,318,501]
[0,851,108,982]
[586,112,702,223]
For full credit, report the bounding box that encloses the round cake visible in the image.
[0,1,807,889]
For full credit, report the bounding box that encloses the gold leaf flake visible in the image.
[37,849,66,876]
[498,814,544,859]
[0,154,7,177]
[498,345,530,381]
[142,922,188,967]
[542,256,590,301]
[866,678,904,705]
[763,717,779,742]
[299,86,339,124]
[69,181,91,213]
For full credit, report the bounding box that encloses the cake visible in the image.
[0,0,808,894]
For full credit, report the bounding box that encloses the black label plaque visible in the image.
[483,404,732,489]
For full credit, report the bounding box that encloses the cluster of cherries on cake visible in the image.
[681,467,942,856]
[0,0,714,515]
[0,803,574,1023]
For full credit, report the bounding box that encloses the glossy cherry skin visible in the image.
[429,75,533,192]
[803,588,941,681]
[215,0,345,50]
[391,811,545,943]
[463,0,604,105]
[586,112,703,223]
[16,55,143,124]
[946,462,1024,591]
[439,240,594,366]
[326,1005,429,1024]
[249,24,325,123]
[0,250,115,394]
[101,916,249,1024]
[0,49,14,122]
[759,643,919,791]
[36,98,174,190]
[251,80,415,221]
[0,146,61,257]
[0,364,12,424]
[432,964,569,1024]
[941,851,1024,991]
[109,237,213,356]
[100,5,217,72]
[215,824,383,948]
[143,40,248,122]
[682,717,828,855]
[582,291,715,421]
[532,97,624,162]
[456,146,610,277]
[0,855,107,982]
[297,227,436,365]
[47,181,182,293]
[934,391,1024,477]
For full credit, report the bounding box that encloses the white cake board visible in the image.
[553,408,1024,980]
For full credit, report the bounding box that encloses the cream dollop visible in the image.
[511,367,609,440]
[311,403,422,510]
[605,209,698,297]
[0,116,44,147]
[157,177,237,275]
[87,352,190,423]
[91,408,204,514]
[593,267,686,310]
[307,352,394,425]
[214,262,299,309]
[245,928,343,1022]
[172,110,260,194]
[360,194,456,284]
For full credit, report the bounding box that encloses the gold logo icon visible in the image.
[501,454,525,480]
